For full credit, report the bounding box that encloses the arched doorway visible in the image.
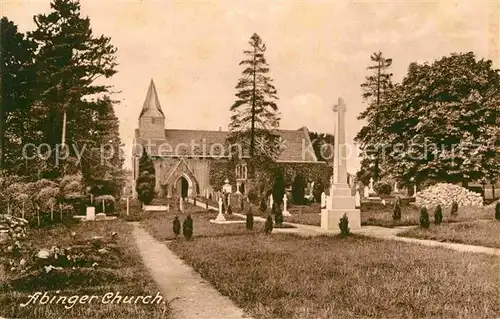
[177,176,189,199]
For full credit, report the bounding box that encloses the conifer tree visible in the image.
[355,52,393,182]
[228,33,281,161]
[136,151,155,204]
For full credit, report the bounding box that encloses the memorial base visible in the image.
[321,183,361,231]
[215,213,226,221]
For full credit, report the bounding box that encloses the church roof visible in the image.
[133,127,319,162]
[139,79,164,118]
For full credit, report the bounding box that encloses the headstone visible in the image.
[236,181,241,194]
[269,194,274,210]
[126,197,130,216]
[369,177,375,194]
[394,181,399,193]
[179,197,184,212]
[321,192,326,208]
[282,194,291,216]
[381,199,386,206]
[355,186,361,208]
[86,207,96,221]
[363,186,369,198]
[222,179,232,194]
[321,98,361,230]
[413,185,417,198]
[215,197,226,221]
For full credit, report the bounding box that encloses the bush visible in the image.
[374,182,392,196]
[227,205,232,215]
[420,206,430,228]
[434,205,443,225]
[392,200,401,220]
[273,203,283,225]
[450,200,458,216]
[247,187,259,205]
[496,202,500,221]
[338,213,350,237]
[246,208,254,231]
[136,172,155,205]
[264,215,273,234]
[95,195,115,214]
[172,216,181,237]
[182,215,193,240]
[291,173,306,204]
[259,197,267,213]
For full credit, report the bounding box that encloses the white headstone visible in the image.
[381,199,386,206]
[355,186,361,208]
[369,178,375,193]
[394,181,399,193]
[363,186,369,198]
[413,185,417,198]
[269,194,274,209]
[236,181,241,194]
[282,194,291,216]
[321,192,326,208]
[86,207,95,221]
[179,197,183,212]
[222,179,232,193]
[310,181,315,196]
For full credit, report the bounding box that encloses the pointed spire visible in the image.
[139,79,164,118]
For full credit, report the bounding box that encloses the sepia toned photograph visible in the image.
[1,0,499,318]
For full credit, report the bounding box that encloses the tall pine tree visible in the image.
[229,33,281,161]
[0,18,36,172]
[355,52,393,182]
[28,0,117,177]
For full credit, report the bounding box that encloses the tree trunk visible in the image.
[0,103,5,170]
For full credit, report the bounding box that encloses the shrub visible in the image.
[273,203,283,225]
[338,213,350,237]
[95,195,115,214]
[313,180,325,203]
[264,215,273,234]
[496,202,500,221]
[374,182,392,196]
[420,206,430,228]
[450,200,459,216]
[259,197,267,213]
[434,204,443,225]
[247,187,259,205]
[392,200,401,220]
[136,172,155,205]
[227,204,232,215]
[246,207,254,231]
[291,174,306,204]
[182,215,193,240]
[172,216,181,237]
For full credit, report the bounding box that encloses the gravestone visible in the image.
[282,194,291,216]
[215,197,226,221]
[355,186,361,207]
[86,207,95,221]
[321,192,326,208]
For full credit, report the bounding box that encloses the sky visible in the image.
[2,0,497,172]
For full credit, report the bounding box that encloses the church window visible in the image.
[235,163,248,180]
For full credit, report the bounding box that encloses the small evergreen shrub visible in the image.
[338,213,350,237]
[172,216,181,237]
[264,215,273,234]
[182,215,193,240]
[392,200,401,220]
[374,182,392,196]
[420,206,430,228]
[450,201,458,216]
[259,198,267,213]
[246,207,254,231]
[273,204,283,225]
[434,204,443,225]
[227,205,232,215]
[495,202,500,221]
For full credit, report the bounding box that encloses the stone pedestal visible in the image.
[321,183,361,230]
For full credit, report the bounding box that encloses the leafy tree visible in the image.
[28,0,118,177]
[228,33,281,163]
[355,52,393,182]
[378,53,499,186]
[0,18,36,171]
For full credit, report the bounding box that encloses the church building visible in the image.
[132,79,322,199]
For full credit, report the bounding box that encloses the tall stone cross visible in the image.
[332,97,348,186]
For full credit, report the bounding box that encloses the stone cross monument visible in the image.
[321,98,361,230]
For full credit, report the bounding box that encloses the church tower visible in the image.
[139,79,166,140]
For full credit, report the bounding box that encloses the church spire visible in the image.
[139,78,164,118]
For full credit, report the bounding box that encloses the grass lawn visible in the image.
[141,203,262,241]
[399,220,500,248]
[167,233,500,319]
[0,220,170,319]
